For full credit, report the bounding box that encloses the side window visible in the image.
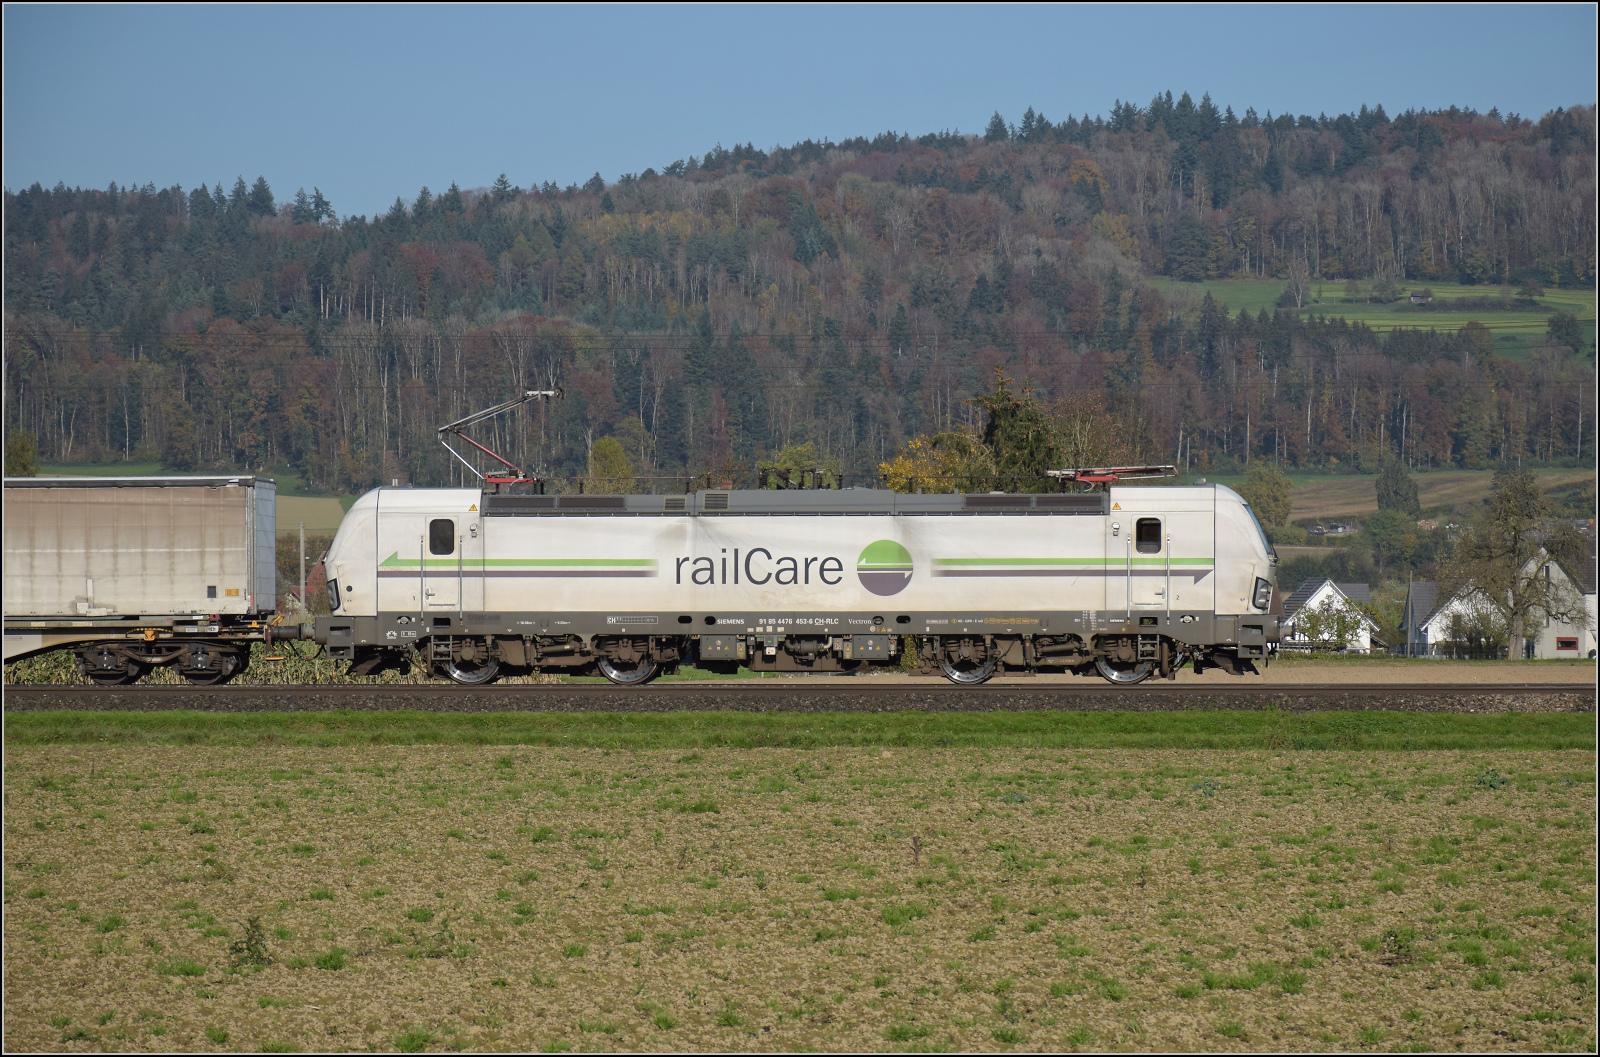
[429,519,456,556]
[1135,518,1162,554]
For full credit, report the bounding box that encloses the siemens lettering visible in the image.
[675,549,845,586]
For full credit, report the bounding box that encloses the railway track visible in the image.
[2,682,1591,714]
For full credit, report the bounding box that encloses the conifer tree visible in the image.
[887,304,911,354]
[247,176,276,216]
[1375,452,1421,517]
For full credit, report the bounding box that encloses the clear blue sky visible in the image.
[5,4,1594,218]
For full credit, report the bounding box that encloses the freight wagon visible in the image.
[315,482,1281,685]
[3,476,308,684]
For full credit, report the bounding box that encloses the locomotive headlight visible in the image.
[1252,577,1272,610]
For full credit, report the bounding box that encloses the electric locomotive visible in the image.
[314,477,1280,686]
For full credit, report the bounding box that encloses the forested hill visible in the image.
[4,93,1595,493]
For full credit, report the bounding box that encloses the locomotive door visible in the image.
[423,517,461,609]
[1128,516,1167,611]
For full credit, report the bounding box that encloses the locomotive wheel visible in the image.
[939,654,997,685]
[1094,657,1155,685]
[597,655,660,686]
[439,656,501,685]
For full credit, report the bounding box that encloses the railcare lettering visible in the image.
[675,549,845,586]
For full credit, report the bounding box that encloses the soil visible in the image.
[5,746,1594,1052]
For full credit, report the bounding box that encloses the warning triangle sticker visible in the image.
[1112,502,1121,509]
[469,504,478,511]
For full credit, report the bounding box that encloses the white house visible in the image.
[1281,579,1381,652]
[1528,550,1597,659]
[1403,583,1505,658]
[1401,539,1597,659]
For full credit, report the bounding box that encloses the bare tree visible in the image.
[1439,468,1591,657]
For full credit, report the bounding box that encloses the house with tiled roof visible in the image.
[1402,582,1503,658]
[1280,578,1381,652]
[1401,534,1596,659]
[1528,536,1597,659]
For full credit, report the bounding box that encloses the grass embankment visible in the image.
[4,745,1593,1052]
[5,709,1591,751]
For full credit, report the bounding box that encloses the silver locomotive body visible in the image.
[317,484,1280,685]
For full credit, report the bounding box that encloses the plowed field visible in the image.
[5,747,1594,1052]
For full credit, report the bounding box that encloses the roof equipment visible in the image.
[437,389,562,489]
[1046,465,1178,487]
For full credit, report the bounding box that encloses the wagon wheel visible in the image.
[179,644,240,686]
[1094,656,1155,685]
[181,662,238,686]
[86,663,145,687]
[597,655,660,686]
[939,654,997,686]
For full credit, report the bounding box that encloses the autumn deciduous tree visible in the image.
[1292,595,1371,652]
[878,432,993,493]
[5,430,37,476]
[761,441,842,490]
[1236,461,1293,528]
[1053,393,1143,471]
[586,435,634,493]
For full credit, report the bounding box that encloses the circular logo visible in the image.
[857,540,913,596]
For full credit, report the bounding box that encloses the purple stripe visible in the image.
[934,569,1210,580]
[934,569,1089,577]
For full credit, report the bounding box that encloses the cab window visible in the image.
[1135,518,1162,554]
[429,519,456,555]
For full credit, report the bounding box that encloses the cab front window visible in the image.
[1243,503,1277,562]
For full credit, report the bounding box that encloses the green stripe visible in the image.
[480,558,656,567]
[379,553,656,569]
